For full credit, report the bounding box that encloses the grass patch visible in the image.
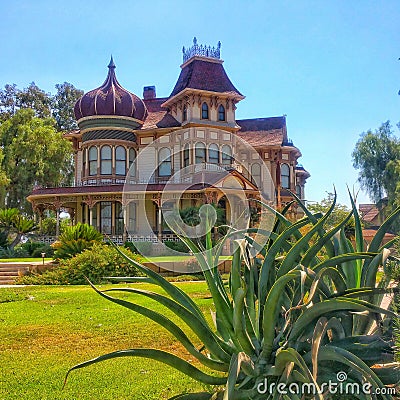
[0,283,215,399]
[0,258,53,262]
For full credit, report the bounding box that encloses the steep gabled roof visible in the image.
[169,58,242,97]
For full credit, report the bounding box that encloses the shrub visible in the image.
[66,193,400,398]
[20,241,55,258]
[124,241,153,256]
[0,245,28,258]
[54,223,103,259]
[16,243,144,285]
[164,240,190,253]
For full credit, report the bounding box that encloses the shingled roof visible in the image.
[236,117,286,147]
[169,59,242,97]
[142,98,180,129]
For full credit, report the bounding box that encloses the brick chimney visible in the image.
[143,86,156,100]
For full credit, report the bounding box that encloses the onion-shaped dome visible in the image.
[74,57,147,122]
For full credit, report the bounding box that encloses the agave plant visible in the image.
[54,222,103,259]
[66,193,400,399]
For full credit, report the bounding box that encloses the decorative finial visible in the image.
[108,55,116,69]
[182,38,222,63]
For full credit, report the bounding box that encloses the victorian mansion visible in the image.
[28,39,310,242]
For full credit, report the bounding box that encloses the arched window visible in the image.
[82,148,87,178]
[281,163,290,189]
[201,102,209,119]
[182,105,187,122]
[218,105,225,121]
[195,142,206,164]
[183,143,190,167]
[100,145,112,175]
[89,146,97,176]
[115,146,126,176]
[251,163,261,185]
[221,145,232,165]
[129,148,136,177]
[159,147,171,176]
[208,144,219,164]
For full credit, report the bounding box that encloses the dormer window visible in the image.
[182,105,187,122]
[201,102,209,119]
[218,105,225,121]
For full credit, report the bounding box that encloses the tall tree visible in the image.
[0,109,73,213]
[0,81,83,131]
[352,121,400,203]
[53,82,83,131]
[16,82,52,118]
[0,84,19,121]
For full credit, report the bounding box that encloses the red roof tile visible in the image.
[169,59,242,97]
[236,130,284,147]
[142,98,180,129]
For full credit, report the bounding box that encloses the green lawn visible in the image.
[0,283,218,399]
[0,258,53,262]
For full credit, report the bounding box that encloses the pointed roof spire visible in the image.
[108,55,116,69]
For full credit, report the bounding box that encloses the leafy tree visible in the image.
[53,82,83,131]
[0,81,83,131]
[352,121,400,204]
[0,208,36,249]
[16,82,52,119]
[307,193,356,238]
[0,84,19,121]
[0,109,73,212]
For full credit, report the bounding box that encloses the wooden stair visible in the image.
[0,264,30,285]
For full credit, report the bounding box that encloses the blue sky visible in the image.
[0,0,399,207]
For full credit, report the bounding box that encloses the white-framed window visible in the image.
[281,163,290,189]
[100,145,112,175]
[195,142,206,164]
[89,146,97,176]
[208,143,219,164]
[159,147,172,176]
[221,144,232,165]
[115,146,126,176]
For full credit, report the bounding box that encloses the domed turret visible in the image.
[74,57,147,122]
